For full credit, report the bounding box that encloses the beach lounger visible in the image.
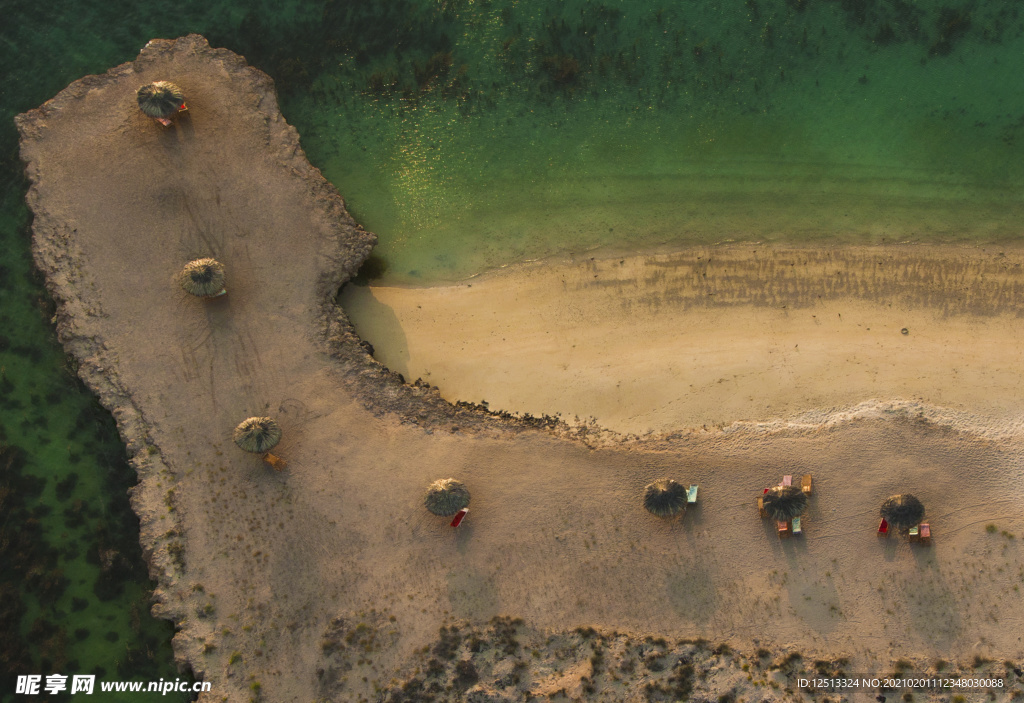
[262,453,287,471]
[782,475,793,487]
[791,516,802,535]
[687,485,698,503]
[908,525,920,542]
[801,474,812,495]
[877,517,889,536]
[777,520,791,538]
[450,508,469,527]
[757,496,767,518]
[919,523,931,544]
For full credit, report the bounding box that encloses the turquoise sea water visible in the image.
[2,0,1023,698]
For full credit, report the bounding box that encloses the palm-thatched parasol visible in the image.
[178,258,226,297]
[233,417,282,454]
[424,478,470,517]
[880,494,924,530]
[762,485,807,521]
[136,81,186,119]
[643,478,688,518]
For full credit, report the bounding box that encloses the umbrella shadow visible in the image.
[153,112,195,153]
[911,543,938,569]
[174,111,196,141]
[445,565,500,621]
[683,501,705,529]
[202,290,232,324]
[878,534,902,562]
[665,561,716,625]
[784,568,841,634]
[900,566,961,646]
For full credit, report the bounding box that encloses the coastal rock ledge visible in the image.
[17,34,1024,703]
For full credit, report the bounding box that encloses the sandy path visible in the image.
[343,246,1024,435]
[18,36,1024,703]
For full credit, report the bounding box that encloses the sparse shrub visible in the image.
[424,659,445,679]
[432,625,461,661]
[774,652,802,670]
[644,654,666,672]
[453,660,478,690]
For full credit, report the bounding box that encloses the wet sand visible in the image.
[18,35,1024,703]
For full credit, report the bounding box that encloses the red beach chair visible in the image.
[450,508,469,527]
[919,523,931,544]
[877,517,889,536]
[777,520,791,539]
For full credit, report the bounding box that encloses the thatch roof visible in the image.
[233,417,282,454]
[762,485,807,521]
[880,494,924,529]
[177,258,226,297]
[424,478,470,516]
[643,478,688,518]
[136,81,186,118]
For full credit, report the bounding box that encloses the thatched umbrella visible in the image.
[761,485,807,521]
[643,478,688,518]
[178,258,226,298]
[233,417,282,454]
[136,81,186,120]
[880,494,924,530]
[424,478,470,517]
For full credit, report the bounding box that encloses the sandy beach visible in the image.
[17,35,1024,703]
[342,245,1024,435]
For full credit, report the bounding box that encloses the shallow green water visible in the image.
[288,0,1024,282]
[1,0,1023,698]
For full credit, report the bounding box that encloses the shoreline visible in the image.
[17,36,1024,703]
